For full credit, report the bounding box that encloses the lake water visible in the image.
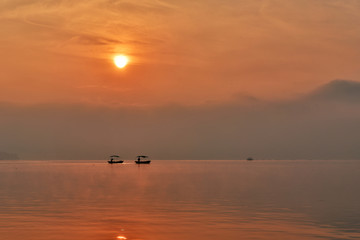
[0,160,359,240]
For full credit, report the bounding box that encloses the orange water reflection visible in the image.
[0,160,360,240]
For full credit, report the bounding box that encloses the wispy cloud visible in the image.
[1,0,360,105]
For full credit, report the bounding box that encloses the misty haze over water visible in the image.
[1,80,360,160]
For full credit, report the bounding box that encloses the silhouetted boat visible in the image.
[135,155,151,164]
[247,157,254,161]
[108,155,124,164]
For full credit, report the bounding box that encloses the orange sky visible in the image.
[1,0,360,106]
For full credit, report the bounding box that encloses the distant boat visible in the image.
[135,155,151,164]
[247,157,254,161]
[108,155,124,164]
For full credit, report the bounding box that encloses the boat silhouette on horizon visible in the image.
[108,155,124,164]
[135,155,151,164]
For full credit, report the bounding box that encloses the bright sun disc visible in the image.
[114,55,129,68]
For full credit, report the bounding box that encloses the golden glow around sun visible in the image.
[114,55,129,68]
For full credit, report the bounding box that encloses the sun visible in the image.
[114,55,129,68]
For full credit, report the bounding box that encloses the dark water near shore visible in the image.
[0,160,359,240]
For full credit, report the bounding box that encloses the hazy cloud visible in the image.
[2,0,360,105]
[1,80,360,160]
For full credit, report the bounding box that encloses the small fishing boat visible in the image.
[108,155,124,164]
[247,157,254,161]
[135,155,151,164]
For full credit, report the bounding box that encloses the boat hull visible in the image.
[135,160,151,164]
[108,160,124,164]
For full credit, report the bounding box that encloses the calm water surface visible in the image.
[0,160,359,240]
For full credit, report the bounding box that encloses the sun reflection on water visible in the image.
[1,160,360,240]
